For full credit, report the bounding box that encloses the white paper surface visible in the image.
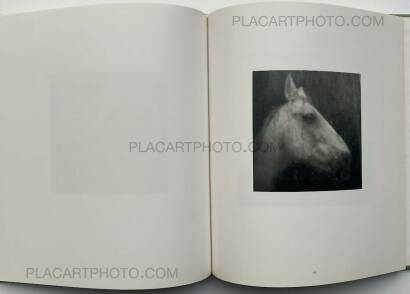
[405,18,410,266]
[209,2,406,287]
[0,4,211,289]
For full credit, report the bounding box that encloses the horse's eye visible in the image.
[303,113,316,123]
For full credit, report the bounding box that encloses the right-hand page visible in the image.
[209,3,405,287]
[405,18,410,266]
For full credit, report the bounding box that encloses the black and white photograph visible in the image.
[253,70,362,192]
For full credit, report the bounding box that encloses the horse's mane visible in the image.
[255,105,281,144]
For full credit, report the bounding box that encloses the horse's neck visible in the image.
[254,111,289,190]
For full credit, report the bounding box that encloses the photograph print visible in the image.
[253,70,362,192]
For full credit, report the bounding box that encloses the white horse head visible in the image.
[254,74,351,190]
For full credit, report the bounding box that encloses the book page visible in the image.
[405,17,410,266]
[0,4,210,289]
[209,3,406,286]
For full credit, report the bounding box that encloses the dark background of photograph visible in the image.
[253,70,362,191]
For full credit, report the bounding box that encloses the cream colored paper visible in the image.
[0,4,210,289]
[209,3,406,287]
[405,18,410,266]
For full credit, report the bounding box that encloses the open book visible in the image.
[0,1,409,290]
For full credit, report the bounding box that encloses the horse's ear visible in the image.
[285,74,298,101]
